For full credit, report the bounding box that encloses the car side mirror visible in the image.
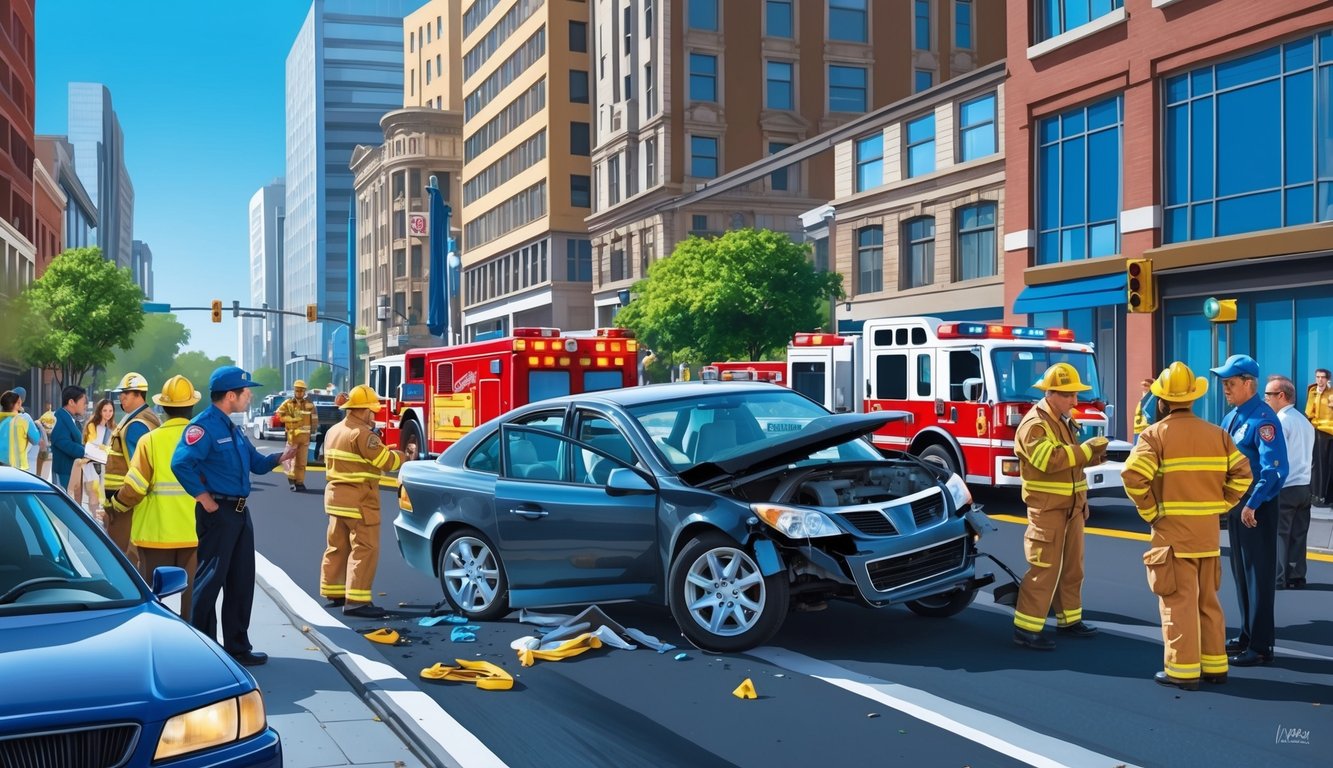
[152,566,189,599]
[605,467,654,496]
[962,378,985,402]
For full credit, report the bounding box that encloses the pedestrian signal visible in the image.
[1126,258,1156,313]
[211,299,222,323]
[1203,297,1236,324]
[306,304,318,323]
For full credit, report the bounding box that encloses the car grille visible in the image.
[840,510,898,536]
[0,723,139,768]
[1106,448,1130,463]
[910,494,945,527]
[865,537,967,592]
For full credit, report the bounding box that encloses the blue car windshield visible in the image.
[0,492,142,612]
[627,388,883,471]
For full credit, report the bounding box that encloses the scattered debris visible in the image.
[674,652,690,661]
[419,659,513,690]
[733,678,757,700]
[773,673,785,678]
[867,713,880,719]
[518,606,675,653]
[513,633,605,667]
[450,626,480,642]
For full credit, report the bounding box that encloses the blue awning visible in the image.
[1012,272,1126,315]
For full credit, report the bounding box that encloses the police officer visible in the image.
[1211,354,1287,667]
[1122,362,1253,690]
[171,366,295,667]
[104,372,162,564]
[320,385,405,618]
[1011,362,1108,650]
[278,380,318,491]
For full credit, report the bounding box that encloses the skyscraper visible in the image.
[67,83,134,268]
[246,181,286,372]
[130,240,153,300]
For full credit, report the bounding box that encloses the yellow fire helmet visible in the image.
[116,372,150,393]
[1034,362,1092,393]
[339,384,382,413]
[1150,361,1209,403]
[152,375,202,408]
[293,379,307,391]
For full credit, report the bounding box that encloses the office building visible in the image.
[245,181,286,373]
[405,0,463,110]
[36,135,98,253]
[0,0,36,395]
[67,83,134,268]
[130,240,153,300]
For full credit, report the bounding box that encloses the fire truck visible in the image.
[367,327,639,460]
[786,318,1130,490]
[701,360,786,383]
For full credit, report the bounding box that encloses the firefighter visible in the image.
[1121,362,1253,690]
[278,379,318,491]
[1011,362,1109,650]
[104,372,162,564]
[320,384,404,618]
[108,375,203,618]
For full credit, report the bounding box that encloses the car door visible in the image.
[494,416,659,604]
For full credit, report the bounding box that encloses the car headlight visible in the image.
[750,503,841,539]
[155,690,267,760]
[945,474,972,514]
[398,484,413,511]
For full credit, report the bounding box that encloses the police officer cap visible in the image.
[209,365,263,393]
[1209,354,1260,379]
[11,386,25,399]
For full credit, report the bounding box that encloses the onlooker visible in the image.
[1268,375,1313,590]
[1306,368,1333,505]
[70,398,115,525]
[0,390,40,470]
[49,386,89,489]
[11,386,40,473]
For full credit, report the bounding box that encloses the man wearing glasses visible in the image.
[1267,375,1313,591]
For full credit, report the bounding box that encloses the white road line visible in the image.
[749,646,1140,768]
[255,554,510,768]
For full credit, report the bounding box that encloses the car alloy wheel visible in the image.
[438,530,509,621]
[668,532,788,652]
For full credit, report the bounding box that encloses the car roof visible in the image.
[541,380,787,409]
[0,465,57,491]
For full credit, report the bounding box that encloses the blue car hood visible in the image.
[0,602,247,728]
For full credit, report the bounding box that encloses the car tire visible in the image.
[905,587,977,618]
[402,419,424,461]
[918,443,960,477]
[668,532,788,652]
[438,529,509,621]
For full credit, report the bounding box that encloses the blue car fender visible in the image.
[751,538,784,576]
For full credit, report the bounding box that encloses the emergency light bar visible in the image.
[513,327,560,337]
[791,333,849,346]
[936,322,1076,343]
[596,327,636,339]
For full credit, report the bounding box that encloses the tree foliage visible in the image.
[307,365,333,390]
[6,248,146,387]
[251,367,283,392]
[615,228,842,366]
[173,351,236,396]
[92,313,192,396]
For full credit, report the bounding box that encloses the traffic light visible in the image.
[1126,258,1156,313]
[1203,296,1237,324]
[210,299,222,323]
[306,304,318,322]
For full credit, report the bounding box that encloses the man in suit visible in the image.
[49,385,89,489]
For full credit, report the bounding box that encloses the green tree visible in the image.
[616,228,842,367]
[5,247,145,388]
[307,365,333,390]
[93,313,192,396]
[251,367,283,392]
[173,352,236,395]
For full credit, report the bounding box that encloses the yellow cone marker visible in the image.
[732,678,757,699]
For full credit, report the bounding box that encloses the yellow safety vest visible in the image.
[119,418,197,549]
[1,412,31,470]
[105,405,162,493]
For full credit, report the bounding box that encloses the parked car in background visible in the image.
[250,392,288,442]
[306,394,343,465]
[0,466,282,765]
[395,381,994,652]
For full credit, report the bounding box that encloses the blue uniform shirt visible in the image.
[1221,393,1288,508]
[171,404,282,498]
[123,404,152,458]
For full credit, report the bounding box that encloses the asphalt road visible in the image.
[248,460,1333,768]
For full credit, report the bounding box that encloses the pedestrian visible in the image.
[36,407,55,480]
[48,386,89,490]
[10,386,40,473]
[1133,377,1158,438]
[109,376,203,618]
[1305,368,1333,505]
[1122,362,1253,690]
[1010,362,1109,650]
[278,380,318,491]
[1267,375,1313,590]
[320,385,404,618]
[0,390,40,471]
[171,366,295,667]
[103,373,162,566]
[1211,354,1287,667]
[69,398,115,526]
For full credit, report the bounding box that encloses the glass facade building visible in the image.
[67,83,134,268]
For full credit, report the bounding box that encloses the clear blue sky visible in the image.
[36,1,317,361]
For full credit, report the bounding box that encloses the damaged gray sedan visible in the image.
[394,381,995,652]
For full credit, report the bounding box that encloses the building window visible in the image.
[690,53,718,102]
[689,0,718,31]
[955,0,973,49]
[611,246,626,281]
[856,226,884,294]
[829,0,868,44]
[770,142,792,191]
[914,70,933,93]
[571,122,590,156]
[1037,0,1124,43]
[814,236,830,273]
[692,214,710,232]
[1037,95,1122,263]
[570,70,589,103]
[645,0,654,37]
[829,65,868,113]
[1164,32,1333,242]
[691,136,719,178]
[567,240,592,281]
[906,112,936,177]
[645,137,658,186]
[623,5,633,49]
[914,0,931,50]
[608,154,621,204]
[623,73,634,99]
[855,133,883,192]
[569,20,587,52]
[956,202,997,280]
[766,0,793,38]
[766,61,794,110]
[958,92,997,161]
[645,64,657,115]
[902,217,935,288]
[571,175,591,208]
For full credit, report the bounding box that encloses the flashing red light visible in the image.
[513,327,560,338]
[792,333,848,346]
[596,327,636,338]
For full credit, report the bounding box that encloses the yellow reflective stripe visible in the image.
[1161,457,1229,472]
[370,448,393,469]
[326,448,370,461]
[1013,611,1048,632]
[1123,484,1151,497]
[1029,441,1055,472]
[1137,505,1161,524]
[345,589,374,601]
[1055,608,1082,626]
[1127,455,1159,477]
[1025,480,1075,495]
[124,470,150,495]
[1227,450,1246,469]
[327,506,363,519]
[1200,655,1228,673]
[328,471,382,482]
[1065,444,1078,465]
[1174,549,1221,558]
[1073,480,1088,492]
[320,583,346,597]
[1160,501,1231,515]
[1165,662,1201,678]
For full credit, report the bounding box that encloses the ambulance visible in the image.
[701,360,786,384]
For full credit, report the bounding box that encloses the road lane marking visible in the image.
[750,647,1140,768]
[255,554,509,768]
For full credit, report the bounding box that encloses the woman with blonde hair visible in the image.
[70,397,115,525]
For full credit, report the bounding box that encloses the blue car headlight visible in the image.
[750,503,841,539]
[945,474,972,514]
[155,690,267,760]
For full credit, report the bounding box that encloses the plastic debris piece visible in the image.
[419,659,513,690]
[366,628,400,645]
[674,652,690,661]
[732,678,757,700]
[867,713,880,718]
[773,673,785,678]
[418,615,451,627]
[450,626,477,642]
[444,614,471,624]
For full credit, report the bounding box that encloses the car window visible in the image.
[465,430,501,474]
[574,412,640,485]
[503,426,570,483]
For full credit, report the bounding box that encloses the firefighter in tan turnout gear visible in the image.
[1011,362,1108,650]
[104,372,163,565]
[1121,362,1253,690]
[320,385,404,618]
[278,380,318,491]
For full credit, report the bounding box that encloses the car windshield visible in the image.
[626,388,883,472]
[0,491,142,614]
[991,349,1104,403]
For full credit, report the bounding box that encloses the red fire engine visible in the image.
[786,318,1129,490]
[367,327,639,459]
[701,360,787,384]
